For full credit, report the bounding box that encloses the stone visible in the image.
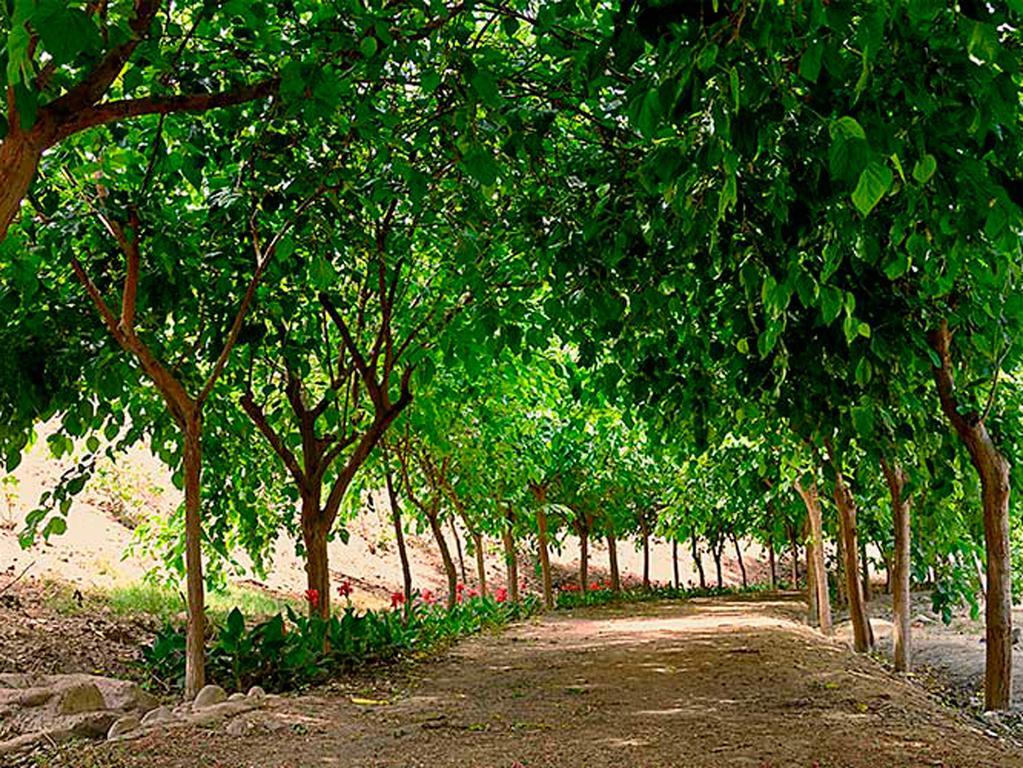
[69,711,119,738]
[247,686,266,699]
[107,714,140,739]
[94,678,159,713]
[57,682,105,715]
[192,684,227,709]
[141,705,177,726]
[228,693,247,702]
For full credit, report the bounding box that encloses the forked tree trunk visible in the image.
[930,320,1012,709]
[796,479,832,635]
[579,527,589,593]
[672,539,680,588]
[182,415,206,700]
[691,533,706,589]
[450,517,467,584]
[535,504,554,609]
[427,512,458,609]
[606,533,621,592]
[882,457,912,673]
[502,510,519,603]
[471,532,487,597]
[731,533,747,588]
[384,471,413,608]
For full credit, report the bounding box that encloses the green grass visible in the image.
[44,580,301,625]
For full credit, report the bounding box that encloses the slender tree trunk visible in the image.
[0,133,44,243]
[606,532,621,592]
[835,530,848,608]
[768,535,777,589]
[804,519,819,627]
[182,415,206,700]
[787,523,800,587]
[731,533,747,588]
[642,531,651,590]
[384,471,413,608]
[832,471,874,652]
[450,517,467,584]
[882,457,912,673]
[470,532,487,597]
[536,505,553,609]
[672,538,680,589]
[931,319,1013,709]
[691,532,706,589]
[427,512,458,609]
[860,540,872,602]
[502,509,519,603]
[796,479,832,635]
[579,527,589,594]
[883,551,893,595]
[712,538,724,588]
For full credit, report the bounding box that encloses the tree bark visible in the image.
[182,414,206,700]
[502,510,519,603]
[0,133,44,243]
[882,457,912,673]
[712,537,724,589]
[831,466,874,652]
[642,530,651,590]
[471,532,487,597]
[805,519,819,626]
[384,470,413,608]
[535,504,554,609]
[672,538,680,589]
[606,532,621,592]
[930,319,1012,709]
[302,496,332,619]
[691,532,706,589]
[579,527,589,594]
[427,512,458,609]
[860,539,872,603]
[767,535,777,589]
[731,533,747,588]
[787,522,800,587]
[450,517,467,584]
[796,479,832,635]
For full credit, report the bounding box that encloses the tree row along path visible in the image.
[53,596,1022,768]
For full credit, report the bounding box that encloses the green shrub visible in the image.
[142,594,541,694]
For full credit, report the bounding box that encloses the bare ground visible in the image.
[32,594,1023,768]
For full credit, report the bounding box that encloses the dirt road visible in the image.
[45,596,1023,768]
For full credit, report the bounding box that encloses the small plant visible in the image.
[0,474,19,531]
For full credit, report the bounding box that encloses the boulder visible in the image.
[193,684,227,709]
[247,685,267,699]
[141,705,177,726]
[57,682,105,715]
[107,714,141,739]
[229,693,247,702]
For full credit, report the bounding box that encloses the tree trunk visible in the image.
[182,415,206,700]
[579,527,589,594]
[804,519,819,627]
[470,532,487,597]
[787,523,800,587]
[882,457,912,673]
[712,539,724,589]
[642,531,651,590]
[0,134,43,243]
[835,529,848,608]
[832,470,874,652]
[930,320,1012,710]
[691,532,706,589]
[860,539,872,602]
[672,538,680,589]
[796,479,832,635]
[427,513,458,609]
[450,517,467,584]
[384,471,413,608]
[731,533,747,588]
[536,505,554,609]
[302,505,332,619]
[767,535,777,589]
[606,532,621,592]
[502,510,519,603]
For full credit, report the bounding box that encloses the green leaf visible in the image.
[729,67,740,112]
[470,70,501,108]
[360,36,378,58]
[912,154,937,184]
[799,40,824,83]
[852,162,893,216]
[854,357,873,386]
[851,404,875,437]
[43,517,67,539]
[830,116,867,141]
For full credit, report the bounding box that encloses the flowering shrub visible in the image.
[304,589,320,609]
[143,590,541,694]
[337,580,352,600]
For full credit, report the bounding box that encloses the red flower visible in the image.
[391,591,405,609]
[467,588,479,599]
[456,582,465,593]
[495,587,508,603]
[304,588,320,609]
[420,589,436,605]
[590,582,601,591]
[337,580,352,599]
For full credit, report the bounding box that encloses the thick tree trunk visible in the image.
[471,532,487,597]
[882,457,912,673]
[384,472,413,608]
[832,471,874,652]
[536,505,554,609]
[642,531,651,590]
[427,513,458,609]
[502,510,519,603]
[450,517,467,584]
[672,539,680,589]
[182,415,206,700]
[767,535,777,589]
[691,533,706,589]
[796,479,832,635]
[930,320,1013,710]
[0,134,43,243]
[606,533,621,592]
[302,500,332,619]
[731,533,747,588]
[579,528,589,594]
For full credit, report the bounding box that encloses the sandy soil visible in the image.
[30,594,1023,768]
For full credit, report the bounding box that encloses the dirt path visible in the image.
[44,595,1023,768]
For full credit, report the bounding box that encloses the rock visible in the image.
[247,686,266,699]
[141,705,177,726]
[193,684,227,709]
[57,682,105,715]
[107,714,140,739]
[94,678,159,713]
[69,711,118,738]
[228,693,247,702]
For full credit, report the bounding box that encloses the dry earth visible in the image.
[35,595,1023,768]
